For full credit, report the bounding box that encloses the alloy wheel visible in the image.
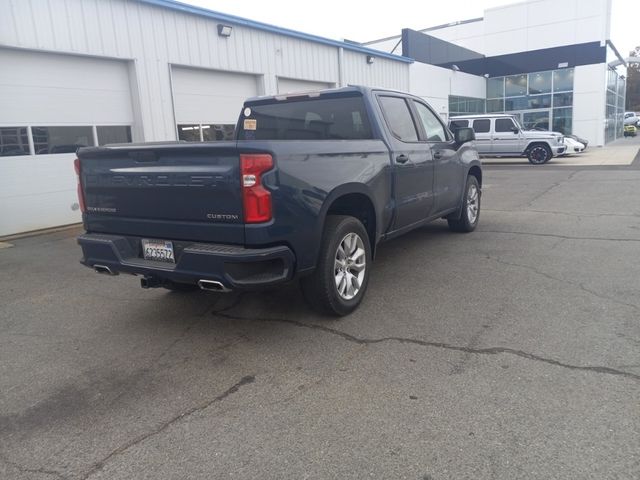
[334,233,366,300]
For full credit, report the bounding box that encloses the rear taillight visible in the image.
[74,158,86,213]
[240,153,273,223]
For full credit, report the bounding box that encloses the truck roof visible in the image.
[244,85,417,104]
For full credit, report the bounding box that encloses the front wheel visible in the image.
[301,215,371,316]
[527,144,552,164]
[447,175,480,233]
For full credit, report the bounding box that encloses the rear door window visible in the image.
[378,96,419,142]
[472,119,491,133]
[237,94,373,140]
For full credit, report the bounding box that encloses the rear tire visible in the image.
[448,175,480,233]
[301,215,371,316]
[527,144,552,165]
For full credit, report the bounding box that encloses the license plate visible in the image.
[142,239,175,263]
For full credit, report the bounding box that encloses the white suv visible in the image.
[449,114,565,165]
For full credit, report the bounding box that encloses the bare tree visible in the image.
[626,47,640,111]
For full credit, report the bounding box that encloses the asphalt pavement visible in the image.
[1,153,639,479]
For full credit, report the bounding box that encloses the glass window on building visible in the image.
[487,77,504,99]
[523,111,550,131]
[505,74,527,97]
[528,71,552,94]
[33,126,94,154]
[504,97,528,111]
[552,108,572,135]
[486,99,504,113]
[97,126,132,145]
[527,95,551,109]
[617,76,626,97]
[448,95,485,116]
[483,67,575,134]
[553,92,573,108]
[606,69,617,92]
[553,68,574,92]
[202,124,235,141]
[0,127,30,156]
[178,124,203,142]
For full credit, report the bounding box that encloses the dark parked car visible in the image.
[76,86,481,315]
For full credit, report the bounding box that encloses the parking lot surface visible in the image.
[1,157,640,479]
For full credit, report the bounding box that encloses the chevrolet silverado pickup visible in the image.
[76,86,482,315]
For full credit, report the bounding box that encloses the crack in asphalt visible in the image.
[477,229,640,243]
[210,309,640,383]
[0,455,68,479]
[484,208,640,219]
[524,170,580,208]
[490,256,640,313]
[79,375,255,479]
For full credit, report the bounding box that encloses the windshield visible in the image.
[512,116,524,130]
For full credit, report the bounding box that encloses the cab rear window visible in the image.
[238,94,373,141]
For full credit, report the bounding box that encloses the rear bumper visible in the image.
[77,233,295,290]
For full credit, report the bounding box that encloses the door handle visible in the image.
[433,151,443,160]
[396,154,409,164]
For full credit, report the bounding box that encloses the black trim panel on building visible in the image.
[402,28,607,76]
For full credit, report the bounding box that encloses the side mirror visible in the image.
[511,126,520,133]
[454,127,475,145]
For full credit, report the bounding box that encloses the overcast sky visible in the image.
[182,0,638,57]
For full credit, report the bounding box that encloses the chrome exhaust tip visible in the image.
[197,279,230,292]
[94,264,117,275]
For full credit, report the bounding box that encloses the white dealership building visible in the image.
[0,0,624,237]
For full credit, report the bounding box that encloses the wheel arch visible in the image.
[467,164,482,187]
[318,184,379,259]
[524,141,552,154]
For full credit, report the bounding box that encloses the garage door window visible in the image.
[178,124,235,142]
[202,124,235,141]
[97,126,132,145]
[33,126,94,154]
[0,127,30,156]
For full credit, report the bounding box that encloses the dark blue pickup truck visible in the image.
[76,86,481,315]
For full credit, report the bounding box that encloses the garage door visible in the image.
[0,48,134,237]
[0,49,133,126]
[171,67,259,142]
[277,77,333,94]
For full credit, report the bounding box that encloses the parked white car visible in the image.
[624,112,640,126]
[562,136,585,155]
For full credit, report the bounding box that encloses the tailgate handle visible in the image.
[129,151,158,162]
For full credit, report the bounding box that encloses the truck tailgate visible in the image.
[77,143,245,244]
